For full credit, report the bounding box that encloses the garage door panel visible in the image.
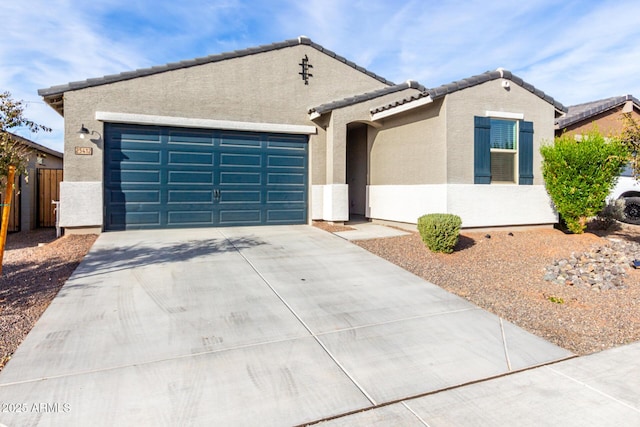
[219,134,262,149]
[267,191,305,203]
[219,210,262,224]
[116,170,161,184]
[168,151,213,166]
[110,149,161,165]
[168,130,214,146]
[220,191,261,203]
[267,138,307,150]
[110,212,161,228]
[105,124,308,230]
[168,190,214,203]
[168,171,214,184]
[111,129,162,144]
[220,153,262,167]
[268,155,305,168]
[220,172,262,185]
[267,209,306,222]
[268,172,305,185]
[167,210,214,225]
[110,190,161,204]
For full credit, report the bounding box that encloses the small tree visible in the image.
[540,128,628,234]
[620,112,640,179]
[0,91,51,274]
[0,91,51,188]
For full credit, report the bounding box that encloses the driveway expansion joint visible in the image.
[547,366,640,414]
[499,317,513,371]
[299,353,580,426]
[220,230,378,406]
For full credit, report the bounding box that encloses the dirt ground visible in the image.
[0,229,97,371]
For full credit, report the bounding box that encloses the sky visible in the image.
[2,0,640,152]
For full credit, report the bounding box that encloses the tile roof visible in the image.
[371,69,567,115]
[308,80,425,115]
[38,36,395,115]
[556,95,640,129]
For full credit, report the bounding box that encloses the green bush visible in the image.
[417,213,462,253]
[540,128,628,234]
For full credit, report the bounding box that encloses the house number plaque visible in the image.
[75,146,93,155]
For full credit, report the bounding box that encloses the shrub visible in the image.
[417,213,462,253]
[540,128,629,234]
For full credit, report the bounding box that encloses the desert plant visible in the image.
[417,213,462,254]
[540,128,629,234]
[547,296,564,304]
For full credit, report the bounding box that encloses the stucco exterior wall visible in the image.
[62,44,390,183]
[369,98,447,185]
[445,79,556,185]
[367,184,556,227]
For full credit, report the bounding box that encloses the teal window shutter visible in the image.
[518,121,534,185]
[474,116,491,184]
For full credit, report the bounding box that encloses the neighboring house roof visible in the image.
[38,36,395,116]
[371,69,567,115]
[555,94,640,129]
[4,132,63,159]
[308,80,425,115]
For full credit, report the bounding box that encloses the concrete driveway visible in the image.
[0,225,572,426]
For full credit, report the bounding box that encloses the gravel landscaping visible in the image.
[0,229,97,371]
[337,222,640,356]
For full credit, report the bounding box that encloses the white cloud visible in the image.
[3,0,640,153]
[0,1,154,151]
[0,0,249,151]
[269,0,640,106]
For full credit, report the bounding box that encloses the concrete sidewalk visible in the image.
[0,225,633,426]
[333,222,410,240]
[318,341,640,426]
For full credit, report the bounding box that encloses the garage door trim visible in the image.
[96,111,317,135]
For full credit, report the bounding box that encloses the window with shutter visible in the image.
[474,116,534,185]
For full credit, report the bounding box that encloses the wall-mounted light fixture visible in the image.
[77,124,101,145]
[78,124,91,139]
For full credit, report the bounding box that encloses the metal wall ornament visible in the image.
[299,55,313,85]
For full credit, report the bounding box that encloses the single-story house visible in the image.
[38,37,565,233]
[0,132,63,231]
[555,94,640,137]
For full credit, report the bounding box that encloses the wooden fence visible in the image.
[38,169,63,228]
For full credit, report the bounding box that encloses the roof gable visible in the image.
[38,36,394,116]
[556,94,640,129]
[308,80,425,115]
[371,69,566,115]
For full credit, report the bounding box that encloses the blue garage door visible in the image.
[104,124,308,230]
